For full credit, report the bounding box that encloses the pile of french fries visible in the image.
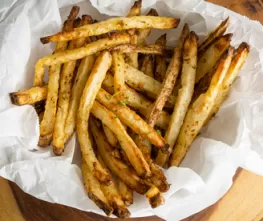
[9,1,250,218]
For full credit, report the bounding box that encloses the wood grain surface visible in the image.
[0,0,263,221]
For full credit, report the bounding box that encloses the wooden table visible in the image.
[1,1,263,221]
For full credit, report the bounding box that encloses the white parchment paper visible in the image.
[0,0,263,220]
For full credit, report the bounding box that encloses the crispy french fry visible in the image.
[89,116,149,194]
[53,18,89,153]
[77,51,112,184]
[199,17,230,57]
[124,63,176,107]
[195,33,232,83]
[147,25,190,128]
[111,44,164,55]
[127,0,142,17]
[140,55,154,77]
[40,16,180,44]
[146,185,165,208]
[97,155,130,218]
[9,86,47,105]
[154,34,167,82]
[82,157,113,216]
[96,88,168,151]
[102,74,170,129]
[116,178,133,206]
[34,33,130,87]
[156,31,198,166]
[103,124,118,147]
[169,48,234,167]
[91,101,151,178]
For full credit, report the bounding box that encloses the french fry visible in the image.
[195,33,232,83]
[34,33,130,87]
[140,55,154,77]
[97,155,130,219]
[169,48,234,167]
[40,16,180,44]
[89,116,149,194]
[154,34,167,82]
[52,18,90,153]
[156,31,198,166]
[127,0,142,17]
[116,178,133,206]
[64,33,95,141]
[82,158,113,216]
[96,88,168,151]
[91,101,151,178]
[9,86,47,105]
[103,124,118,147]
[147,25,190,128]
[124,64,176,107]
[146,185,165,208]
[199,17,230,57]
[77,51,112,184]
[111,44,164,55]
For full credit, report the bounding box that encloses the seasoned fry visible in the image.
[89,116,149,194]
[9,86,47,105]
[147,25,190,128]
[82,158,113,216]
[146,185,165,208]
[77,51,112,184]
[169,48,234,167]
[103,124,118,147]
[199,17,230,57]
[97,155,130,219]
[124,64,176,107]
[127,0,142,17]
[35,33,130,87]
[116,178,133,206]
[96,88,168,151]
[111,44,164,55]
[154,34,167,82]
[195,33,232,83]
[40,16,180,44]
[52,18,89,153]
[64,42,95,141]
[112,52,126,97]
[91,101,151,178]
[140,55,154,77]
[156,31,198,166]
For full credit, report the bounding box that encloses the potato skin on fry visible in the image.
[169,48,234,167]
[40,16,180,43]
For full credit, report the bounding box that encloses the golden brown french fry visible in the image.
[96,88,168,151]
[140,55,154,77]
[82,157,113,216]
[102,74,170,129]
[34,33,130,87]
[52,18,89,153]
[199,17,230,57]
[169,48,234,167]
[77,51,112,184]
[154,34,167,82]
[147,25,190,128]
[206,42,250,123]
[195,33,232,83]
[146,185,165,208]
[89,116,149,194]
[97,155,130,219]
[9,86,47,105]
[127,0,142,17]
[103,124,118,147]
[156,31,198,166]
[137,9,159,45]
[111,44,164,55]
[124,63,176,107]
[40,16,180,44]
[91,101,151,178]
[116,178,133,206]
